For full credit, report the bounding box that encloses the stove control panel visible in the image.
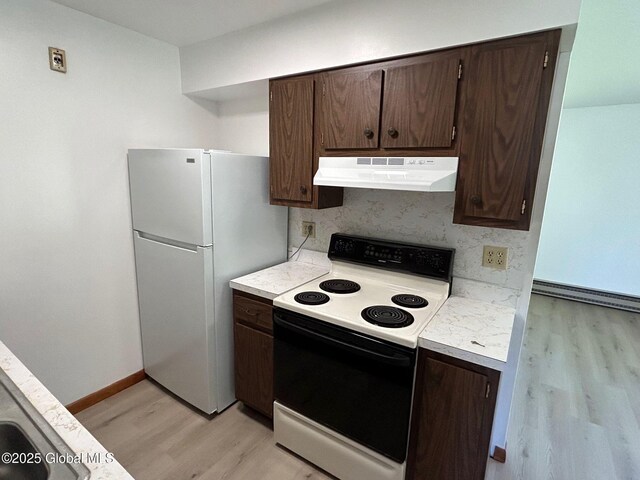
[329,234,454,282]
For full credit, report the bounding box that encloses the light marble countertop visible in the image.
[419,296,516,371]
[0,341,134,479]
[230,248,517,372]
[230,249,331,300]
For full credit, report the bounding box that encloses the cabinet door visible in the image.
[381,57,460,148]
[234,322,274,418]
[269,77,314,203]
[455,32,558,229]
[408,355,492,480]
[320,70,383,149]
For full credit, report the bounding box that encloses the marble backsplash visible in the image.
[288,188,531,292]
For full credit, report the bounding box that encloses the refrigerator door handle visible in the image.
[135,231,207,252]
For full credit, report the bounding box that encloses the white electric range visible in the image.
[273,262,450,348]
[272,234,455,480]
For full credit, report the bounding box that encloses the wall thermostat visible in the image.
[48,47,67,73]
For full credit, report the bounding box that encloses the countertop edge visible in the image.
[229,254,331,300]
[229,280,278,300]
[418,338,508,372]
[0,341,134,479]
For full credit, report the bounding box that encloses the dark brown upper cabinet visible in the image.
[269,76,344,209]
[381,56,460,149]
[269,76,314,204]
[268,30,560,218]
[320,70,383,149]
[318,52,462,152]
[454,30,561,230]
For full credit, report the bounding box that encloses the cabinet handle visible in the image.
[470,195,482,205]
[387,128,399,138]
[242,308,258,316]
[300,185,308,195]
[364,128,374,139]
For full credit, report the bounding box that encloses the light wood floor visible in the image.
[76,295,640,480]
[486,295,640,480]
[76,381,331,480]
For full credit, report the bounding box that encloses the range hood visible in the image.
[313,156,458,192]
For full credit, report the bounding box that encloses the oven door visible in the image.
[273,308,416,463]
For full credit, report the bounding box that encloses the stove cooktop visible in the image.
[273,234,454,348]
[273,263,449,348]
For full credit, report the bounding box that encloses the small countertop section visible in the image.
[230,249,331,300]
[419,296,516,371]
[0,341,133,480]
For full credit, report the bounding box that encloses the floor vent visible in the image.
[532,280,640,314]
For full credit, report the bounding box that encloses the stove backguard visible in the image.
[328,233,455,286]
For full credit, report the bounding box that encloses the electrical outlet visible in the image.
[301,221,316,238]
[482,246,508,270]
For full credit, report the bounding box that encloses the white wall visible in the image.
[534,104,640,296]
[563,0,640,108]
[0,0,217,404]
[180,0,580,96]
[213,95,269,156]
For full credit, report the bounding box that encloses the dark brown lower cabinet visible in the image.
[407,349,500,480]
[233,290,274,418]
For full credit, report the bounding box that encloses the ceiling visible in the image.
[563,0,640,108]
[49,0,335,47]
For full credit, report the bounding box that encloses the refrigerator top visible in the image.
[128,149,213,246]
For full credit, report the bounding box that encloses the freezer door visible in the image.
[128,149,213,246]
[133,232,216,413]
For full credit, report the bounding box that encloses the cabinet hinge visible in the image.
[485,382,491,399]
[458,62,463,80]
[451,125,457,141]
[543,51,549,69]
[521,199,526,215]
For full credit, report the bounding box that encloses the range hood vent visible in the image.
[313,157,458,192]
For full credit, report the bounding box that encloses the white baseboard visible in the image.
[532,280,640,314]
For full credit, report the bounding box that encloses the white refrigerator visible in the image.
[128,149,287,414]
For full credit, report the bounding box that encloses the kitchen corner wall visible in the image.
[213,50,571,455]
[185,0,578,456]
[0,0,217,404]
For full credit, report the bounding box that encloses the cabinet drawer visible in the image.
[234,292,273,333]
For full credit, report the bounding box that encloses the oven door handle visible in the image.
[274,316,412,367]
